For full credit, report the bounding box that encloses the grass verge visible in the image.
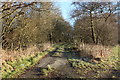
[68,45,120,78]
[2,47,55,78]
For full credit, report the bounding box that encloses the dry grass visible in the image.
[0,49,2,67]
[42,43,51,51]
[1,43,51,64]
[78,43,112,60]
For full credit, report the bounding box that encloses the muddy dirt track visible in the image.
[19,45,81,78]
[19,44,120,79]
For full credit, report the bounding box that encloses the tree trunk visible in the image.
[90,11,97,44]
[1,24,7,49]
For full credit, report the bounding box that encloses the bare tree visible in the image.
[72,2,118,45]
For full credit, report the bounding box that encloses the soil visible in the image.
[19,46,80,78]
[19,46,120,78]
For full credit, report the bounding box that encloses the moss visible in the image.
[40,67,53,76]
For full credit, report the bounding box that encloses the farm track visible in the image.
[19,44,120,78]
[19,45,81,78]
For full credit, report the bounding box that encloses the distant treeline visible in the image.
[1,2,72,50]
[0,2,119,50]
[71,2,119,46]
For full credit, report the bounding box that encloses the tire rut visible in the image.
[19,46,80,78]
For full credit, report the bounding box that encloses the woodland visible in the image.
[0,2,120,78]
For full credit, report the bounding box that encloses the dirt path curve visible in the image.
[19,45,80,78]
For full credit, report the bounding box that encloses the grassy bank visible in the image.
[2,46,55,78]
[68,45,120,78]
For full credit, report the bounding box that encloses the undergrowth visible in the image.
[68,45,120,78]
[2,47,55,78]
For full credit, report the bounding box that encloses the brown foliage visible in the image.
[78,44,112,60]
[1,42,52,64]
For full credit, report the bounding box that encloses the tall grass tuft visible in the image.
[77,43,112,60]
